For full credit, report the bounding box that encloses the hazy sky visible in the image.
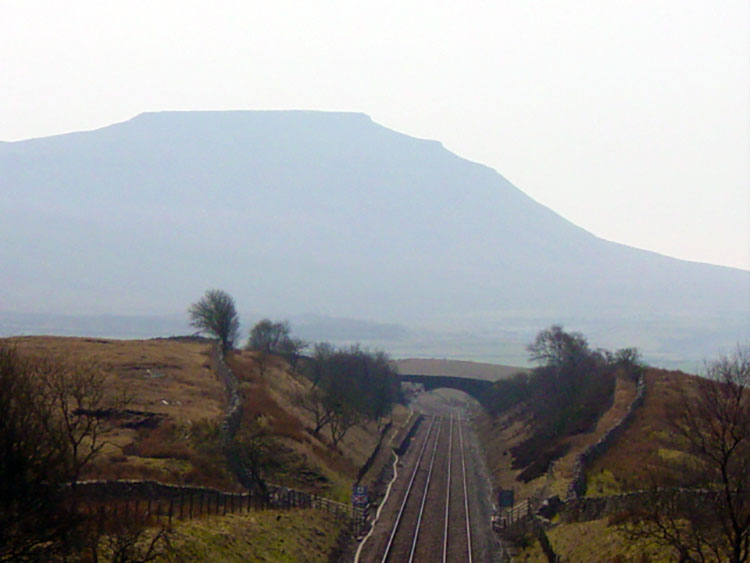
[2,1,748,270]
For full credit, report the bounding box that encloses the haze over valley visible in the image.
[2,110,747,369]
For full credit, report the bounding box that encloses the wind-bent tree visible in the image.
[188,289,240,352]
[622,345,750,563]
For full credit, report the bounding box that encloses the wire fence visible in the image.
[74,480,367,534]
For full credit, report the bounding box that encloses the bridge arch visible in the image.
[397,373,494,408]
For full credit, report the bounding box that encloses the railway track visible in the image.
[373,413,474,563]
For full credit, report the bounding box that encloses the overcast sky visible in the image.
[2,1,748,270]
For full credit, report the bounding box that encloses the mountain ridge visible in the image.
[2,110,747,364]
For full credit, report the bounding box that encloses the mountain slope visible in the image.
[1,111,747,362]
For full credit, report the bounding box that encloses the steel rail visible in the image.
[407,416,443,562]
[458,414,474,563]
[380,415,437,563]
[442,414,454,563]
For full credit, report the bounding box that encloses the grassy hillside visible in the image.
[163,509,347,562]
[479,365,715,561]
[4,336,409,561]
[7,336,406,496]
[585,368,699,495]
[477,371,638,501]
[7,336,232,485]
[519,518,675,562]
[226,349,410,501]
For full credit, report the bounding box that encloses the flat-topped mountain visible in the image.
[2,111,747,364]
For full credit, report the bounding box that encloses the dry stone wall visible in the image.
[63,343,370,535]
[211,343,242,446]
[567,372,647,499]
[560,488,717,523]
[393,413,423,456]
[560,491,652,523]
[356,421,392,483]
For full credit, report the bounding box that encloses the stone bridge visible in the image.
[397,373,495,407]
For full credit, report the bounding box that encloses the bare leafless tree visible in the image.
[246,319,307,374]
[279,337,307,373]
[246,319,291,353]
[0,343,133,561]
[37,357,128,485]
[329,404,360,448]
[293,388,334,434]
[89,517,171,563]
[224,414,271,493]
[621,345,750,562]
[0,344,76,561]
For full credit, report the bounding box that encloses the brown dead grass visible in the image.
[4,336,228,485]
[480,367,703,505]
[480,367,710,560]
[519,518,674,562]
[479,373,638,502]
[227,349,409,501]
[5,337,404,501]
[587,368,700,493]
[5,336,224,422]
